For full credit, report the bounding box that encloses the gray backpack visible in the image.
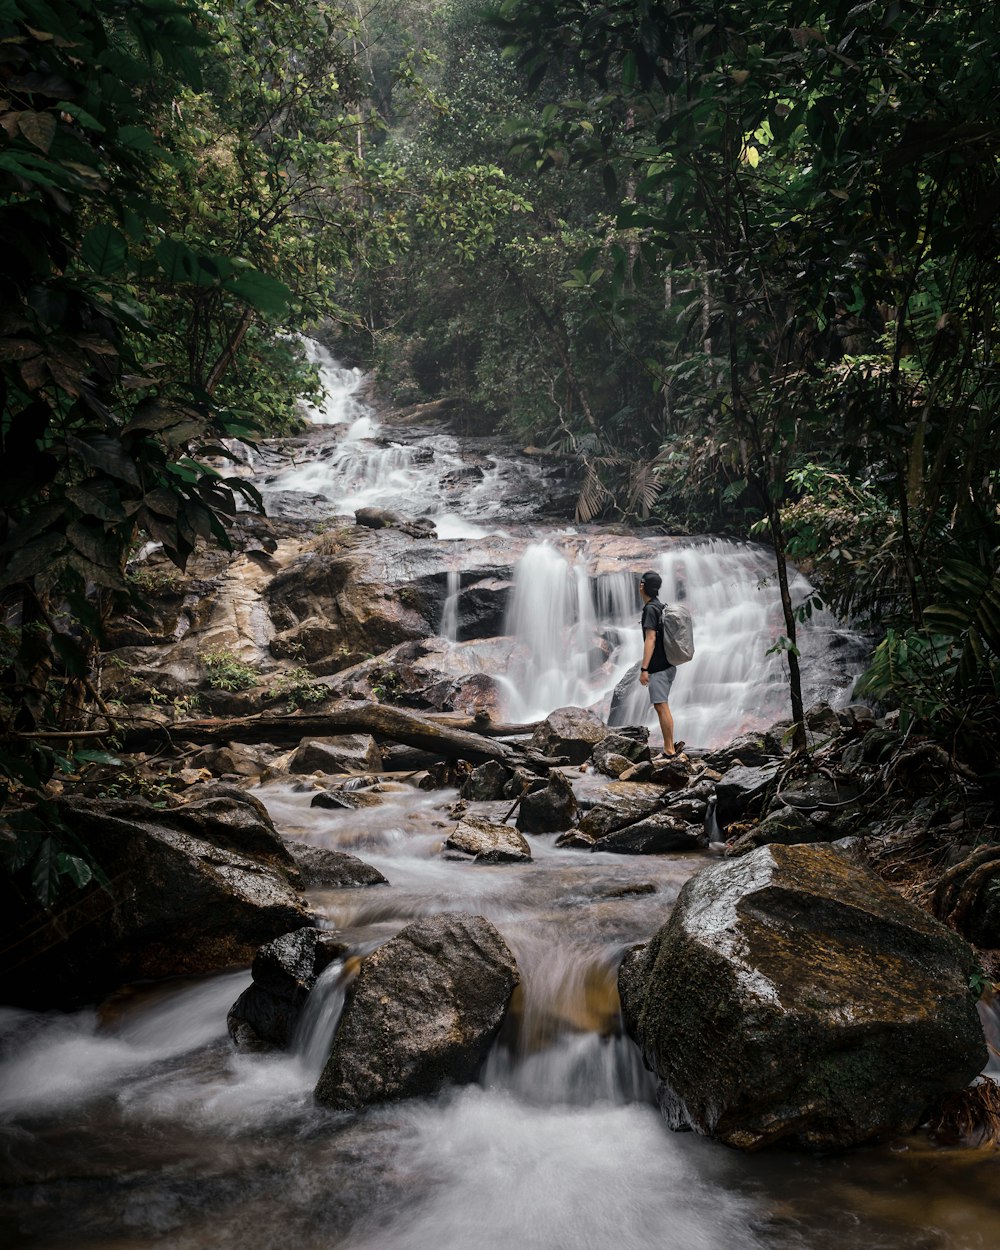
[660,602,695,665]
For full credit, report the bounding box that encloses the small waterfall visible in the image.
[440,570,461,642]
[502,538,864,747]
[482,942,653,1107]
[299,338,368,425]
[291,960,349,1080]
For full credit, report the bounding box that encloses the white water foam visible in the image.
[499,537,864,747]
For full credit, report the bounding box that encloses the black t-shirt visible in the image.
[641,598,671,673]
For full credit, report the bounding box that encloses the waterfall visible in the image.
[481,940,653,1107]
[502,537,864,748]
[298,338,368,425]
[291,959,349,1080]
[440,570,461,642]
[501,543,603,717]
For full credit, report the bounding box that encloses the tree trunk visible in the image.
[124,703,525,765]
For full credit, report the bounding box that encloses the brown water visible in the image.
[1,781,998,1250]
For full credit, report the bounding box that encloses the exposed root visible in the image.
[927,1078,1000,1147]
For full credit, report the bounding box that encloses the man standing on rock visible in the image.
[638,570,679,756]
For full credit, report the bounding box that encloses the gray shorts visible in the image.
[647,667,675,704]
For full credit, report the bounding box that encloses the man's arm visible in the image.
[640,629,656,686]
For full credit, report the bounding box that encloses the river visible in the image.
[1,344,997,1248]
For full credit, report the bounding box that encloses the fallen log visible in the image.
[125,703,521,767]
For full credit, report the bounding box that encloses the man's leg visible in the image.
[653,700,675,754]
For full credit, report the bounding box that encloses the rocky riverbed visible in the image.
[2,348,998,1249]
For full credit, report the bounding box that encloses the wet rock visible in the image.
[529,706,612,765]
[577,782,668,841]
[714,762,781,827]
[460,759,513,802]
[593,733,652,778]
[647,755,694,789]
[309,789,358,811]
[604,882,658,898]
[702,730,784,773]
[805,700,842,736]
[618,760,653,782]
[285,841,388,888]
[355,506,406,530]
[269,618,353,670]
[159,786,298,875]
[290,734,383,775]
[555,828,597,849]
[618,843,986,1151]
[228,927,348,1050]
[724,805,824,856]
[315,912,519,1108]
[770,772,861,812]
[660,793,709,825]
[503,767,547,801]
[593,812,703,855]
[1,794,310,1009]
[837,703,877,731]
[516,769,578,834]
[446,814,532,863]
[190,743,268,778]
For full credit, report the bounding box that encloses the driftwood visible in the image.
[127,703,523,767]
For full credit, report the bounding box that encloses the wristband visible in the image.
[641,668,648,672]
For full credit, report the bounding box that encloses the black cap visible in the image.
[640,569,662,594]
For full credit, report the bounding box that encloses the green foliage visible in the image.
[269,666,327,712]
[201,648,257,692]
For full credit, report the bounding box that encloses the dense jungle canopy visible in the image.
[0,0,998,899]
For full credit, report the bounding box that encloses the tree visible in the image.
[498,0,1000,754]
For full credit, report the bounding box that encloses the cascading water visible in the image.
[440,569,461,643]
[4,784,995,1249]
[500,537,865,747]
[298,337,369,426]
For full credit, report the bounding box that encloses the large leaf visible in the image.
[223,271,292,317]
[81,223,128,276]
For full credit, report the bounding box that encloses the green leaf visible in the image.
[74,750,124,766]
[0,532,66,587]
[223,271,292,316]
[81,223,128,276]
[55,852,93,889]
[31,837,59,907]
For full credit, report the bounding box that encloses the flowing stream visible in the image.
[1,352,996,1248]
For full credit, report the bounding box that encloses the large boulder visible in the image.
[577,782,668,840]
[285,841,388,888]
[516,769,578,834]
[592,812,703,855]
[618,843,986,1151]
[714,762,781,826]
[228,926,348,1050]
[445,815,532,864]
[529,706,612,765]
[290,734,383,774]
[315,913,519,1108]
[460,759,514,801]
[702,730,784,773]
[0,793,310,1009]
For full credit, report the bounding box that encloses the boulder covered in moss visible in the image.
[618,842,986,1151]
